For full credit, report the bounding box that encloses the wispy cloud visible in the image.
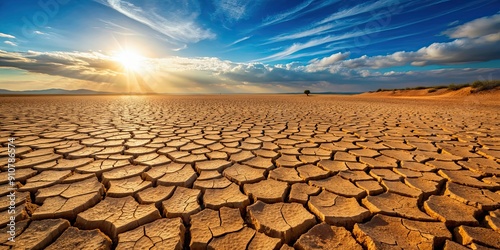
[280,30,425,62]
[318,0,398,24]
[265,0,426,44]
[34,31,48,35]
[172,44,188,51]
[261,0,314,26]
[4,41,17,46]
[266,24,335,43]
[260,0,481,61]
[98,19,142,36]
[213,0,256,23]
[260,0,339,27]
[0,33,15,39]
[98,0,215,43]
[257,31,368,62]
[226,36,251,47]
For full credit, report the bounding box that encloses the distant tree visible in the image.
[304,90,311,96]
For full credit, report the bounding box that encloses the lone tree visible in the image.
[304,90,311,96]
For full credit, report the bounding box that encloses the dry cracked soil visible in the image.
[0,94,499,250]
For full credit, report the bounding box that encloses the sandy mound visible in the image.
[360,87,500,99]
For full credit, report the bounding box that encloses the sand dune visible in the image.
[360,86,500,99]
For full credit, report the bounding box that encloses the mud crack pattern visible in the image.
[1,95,499,249]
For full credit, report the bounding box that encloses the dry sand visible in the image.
[0,94,499,249]
[359,86,500,100]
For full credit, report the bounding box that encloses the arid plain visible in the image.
[1,94,500,249]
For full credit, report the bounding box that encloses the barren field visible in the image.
[1,94,499,249]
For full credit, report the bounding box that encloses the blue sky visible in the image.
[0,0,499,93]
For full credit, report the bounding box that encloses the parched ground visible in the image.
[0,94,499,250]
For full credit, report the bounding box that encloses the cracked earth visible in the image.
[1,94,499,249]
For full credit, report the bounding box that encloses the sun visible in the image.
[114,49,144,71]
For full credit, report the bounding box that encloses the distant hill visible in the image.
[0,88,114,95]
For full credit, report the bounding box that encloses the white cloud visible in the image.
[0,33,15,39]
[412,34,500,65]
[336,36,500,69]
[99,0,215,43]
[307,52,350,70]
[444,14,500,38]
[4,41,17,46]
[0,50,120,83]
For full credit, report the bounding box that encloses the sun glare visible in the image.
[114,50,144,71]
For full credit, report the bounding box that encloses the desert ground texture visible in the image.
[1,94,500,249]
